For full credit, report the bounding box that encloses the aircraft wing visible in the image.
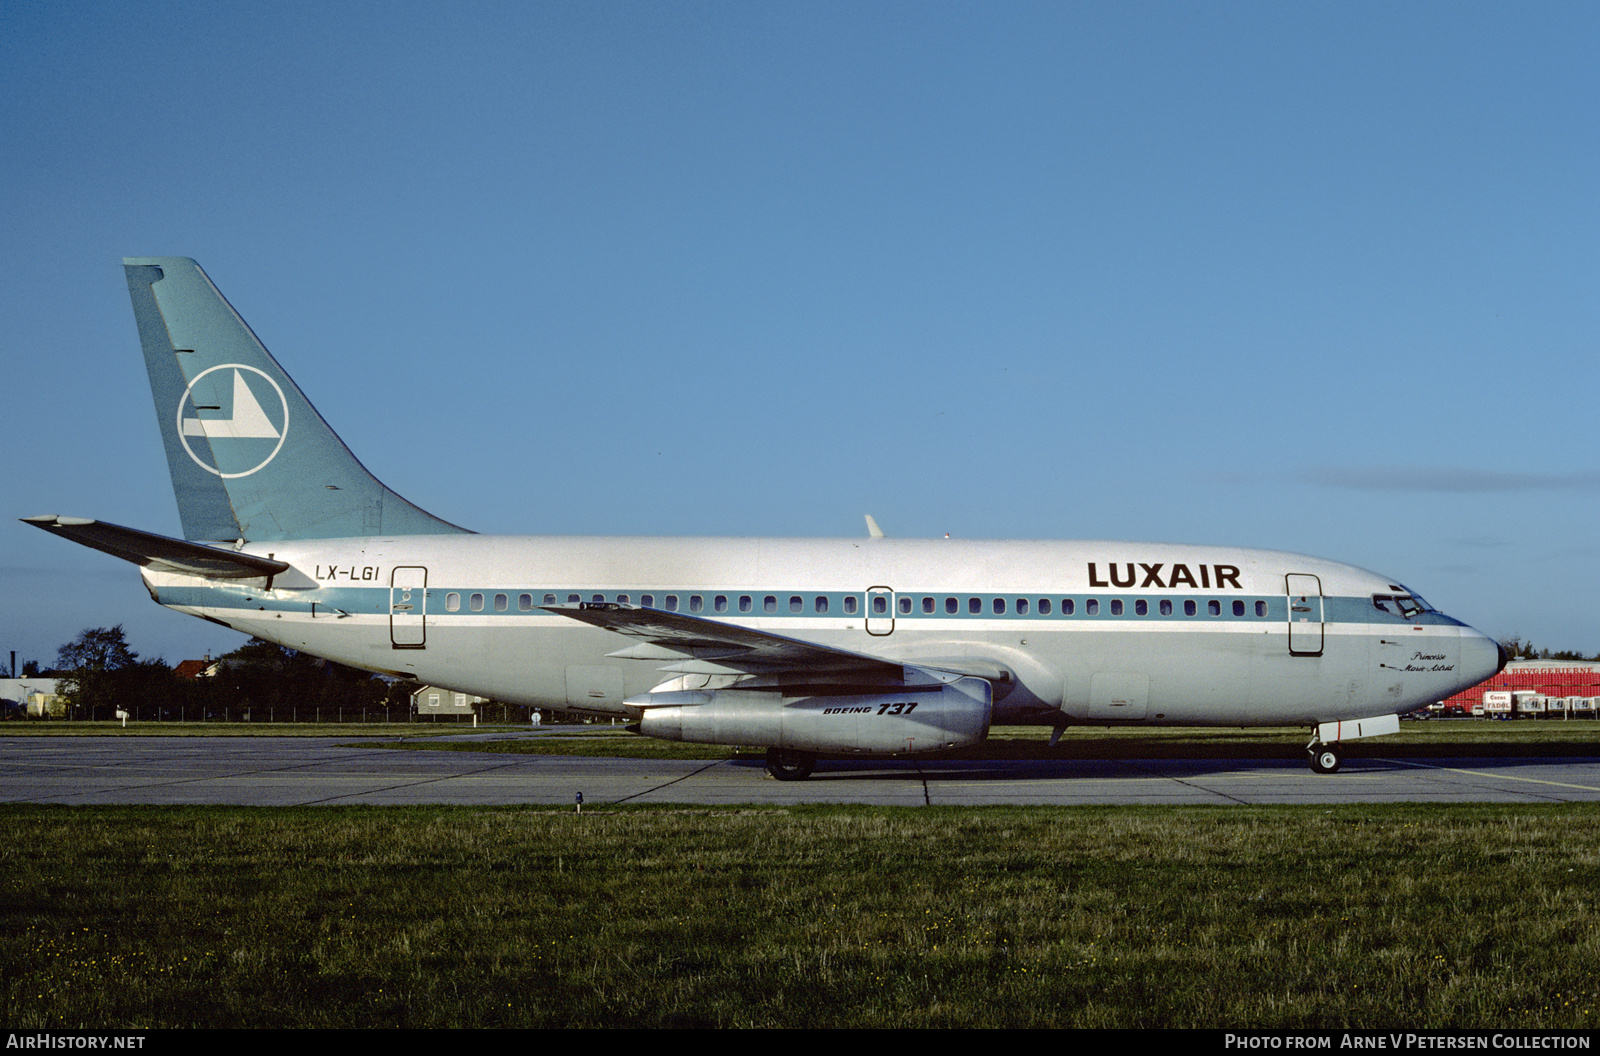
[543,602,1015,695]
[21,516,290,580]
[543,602,909,680]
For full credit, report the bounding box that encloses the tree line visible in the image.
[1498,636,1600,663]
[13,626,413,721]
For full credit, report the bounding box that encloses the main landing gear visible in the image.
[765,748,817,781]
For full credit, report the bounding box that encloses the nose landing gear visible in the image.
[1307,742,1343,774]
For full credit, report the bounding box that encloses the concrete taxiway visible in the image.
[2,733,1599,806]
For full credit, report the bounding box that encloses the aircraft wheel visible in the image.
[1308,745,1342,775]
[765,748,816,781]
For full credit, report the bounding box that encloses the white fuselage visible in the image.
[141,535,1503,727]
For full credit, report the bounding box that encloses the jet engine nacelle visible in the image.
[632,675,992,755]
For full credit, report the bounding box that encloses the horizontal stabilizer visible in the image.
[21,516,289,579]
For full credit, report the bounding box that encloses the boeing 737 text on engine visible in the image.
[25,258,1506,779]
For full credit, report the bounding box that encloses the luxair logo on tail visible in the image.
[176,364,289,478]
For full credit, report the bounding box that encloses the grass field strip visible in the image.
[3,803,1597,1028]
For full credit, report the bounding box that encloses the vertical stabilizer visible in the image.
[123,257,470,542]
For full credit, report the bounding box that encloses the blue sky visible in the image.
[4,1,1596,669]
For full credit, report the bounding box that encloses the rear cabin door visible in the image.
[1286,573,1324,657]
[390,566,427,649]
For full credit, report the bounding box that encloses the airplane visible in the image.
[25,257,1506,780]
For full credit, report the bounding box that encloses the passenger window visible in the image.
[923,597,935,614]
[616,594,629,604]
[1256,601,1267,617]
[739,595,752,613]
[714,595,728,612]
[1063,599,1075,615]
[1160,599,1172,616]
[1209,600,1221,616]
[1086,599,1099,615]
[494,593,508,612]
[544,593,556,605]
[872,596,887,615]
[567,594,580,604]
[1016,597,1029,615]
[791,596,803,613]
[592,594,605,603]
[969,597,982,614]
[815,596,829,613]
[764,596,777,613]
[1039,598,1052,615]
[899,597,912,615]
[844,596,858,615]
[946,597,958,614]
[689,595,703,613]
[640,594,654,607]
[1135,599,1147,616]
[519,594,533,611]
[665,595,679,612]
[993,598,1006,614]
[471,593,485,612]
[1184,600,1197,616]
[446,592,461,612]
[1110,599,1123,616]
[1233,600,1245,617]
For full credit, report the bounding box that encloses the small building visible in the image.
[0,678,61,718]
[173,659,211,680]
[411,685,486,717]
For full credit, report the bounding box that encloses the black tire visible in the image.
[765,748,816,781]
[1309,745,1342,774]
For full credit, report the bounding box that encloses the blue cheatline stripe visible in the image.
[153,583,1464,628]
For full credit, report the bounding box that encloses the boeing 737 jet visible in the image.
[26,258,1506,778]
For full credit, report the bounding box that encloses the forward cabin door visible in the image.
[390,566,428,649]
[1286,573,1324,657]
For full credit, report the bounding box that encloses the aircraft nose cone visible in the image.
[1461,628,1507,686]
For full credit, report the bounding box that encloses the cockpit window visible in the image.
[1399,586,1434,613]
[1372,593,1431,619]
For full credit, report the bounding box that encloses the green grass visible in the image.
[2,804,1598,1028]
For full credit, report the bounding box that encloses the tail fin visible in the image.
[123,257,470,542]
